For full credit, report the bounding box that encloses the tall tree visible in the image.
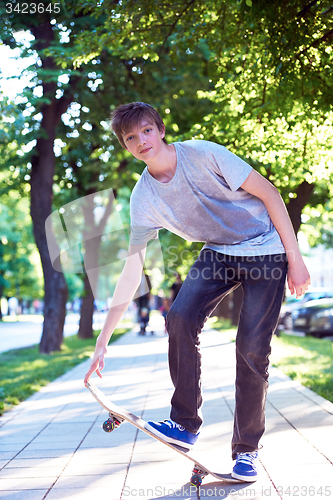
[1,0,332,345]
[67,0,333,235]
[0,3,87,351]
[53,43,215,337]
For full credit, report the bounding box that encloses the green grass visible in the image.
[271,332,333,403]
[0,327,130,416]
[207,316,333,404]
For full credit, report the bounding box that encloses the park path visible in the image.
[1,315,333,499]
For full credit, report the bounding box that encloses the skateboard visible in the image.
[86,381,242,487]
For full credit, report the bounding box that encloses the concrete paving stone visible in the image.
[68,455,130,468]
[133,442,174,458]
[127,459,190,477]
[61,462,128,476]
[78,428,109,441]
[260,442,327,466]
[201,397,231,409]
[0,425,46,440]
[288,419,333,434]
[4,411,63,425]
[22,442,79,452]
[267,462,333,480]
[199,421,233,437]
[17,449,73,459]
[0,415,13,427]
[0,490,48,500]
[30,435,87,446]
[0,477,57,490]
[127,452,237,485]
[0,445,25,453]
[201,413,234,425]
[0,455,17,462]
[274,409,333,424]
[45,488,122,500]
[37,422,93,435]
[264,421,296,434]
[130,450,184,463]
[266,384,288,396]
[194,440,233,458]
[294,415,333,428]
[51,408,101,424]
[79,432,136,448]
[4,458,70,468]
[267,389,301,399]
[68,454,131,466]
[0,435,40,445]
[51,472,125,489]
[297,436,333,464]
[0,466,63,478]
[264,413,289,425]
[143,408,171,421]
[75,444,133,456]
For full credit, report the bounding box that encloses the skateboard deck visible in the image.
[86,381,242,486]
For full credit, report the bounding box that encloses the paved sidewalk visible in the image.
[1,316,333,500]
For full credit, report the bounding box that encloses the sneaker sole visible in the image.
[144,422,193,450]
[231,471,258,482]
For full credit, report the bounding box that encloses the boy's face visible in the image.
[122,119,166,161]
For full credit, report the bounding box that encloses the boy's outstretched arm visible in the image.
[84,243,147,385]
[241,170,311,298]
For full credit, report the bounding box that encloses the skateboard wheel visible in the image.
[190,474,202,487]
[190,466,207,488]
[103,419,115,432]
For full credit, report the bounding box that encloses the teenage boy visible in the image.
[84,102,310,482]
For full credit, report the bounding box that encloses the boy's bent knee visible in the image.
[166,303,190,330]
[166,302,206,341]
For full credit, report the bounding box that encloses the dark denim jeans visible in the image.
[166,249,288,459]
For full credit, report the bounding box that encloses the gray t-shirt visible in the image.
[129,140,285,256]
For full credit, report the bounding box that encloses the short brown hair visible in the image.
[110,102,167,149]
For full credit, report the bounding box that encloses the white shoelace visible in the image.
[237,452,258,465]
[163,419,185,431]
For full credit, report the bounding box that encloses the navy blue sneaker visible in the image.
[144,419,199,449]
[232,451,259,482]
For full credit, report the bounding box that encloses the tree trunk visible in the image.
[78,273,95,339]
[30,99,68,353]
[29,20,78,353]
[286,181,315,235]
[78,234,99,339]
[77,189,114,338]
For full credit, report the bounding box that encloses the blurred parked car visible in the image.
[278,287,333,332]
[292,297,333,338]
